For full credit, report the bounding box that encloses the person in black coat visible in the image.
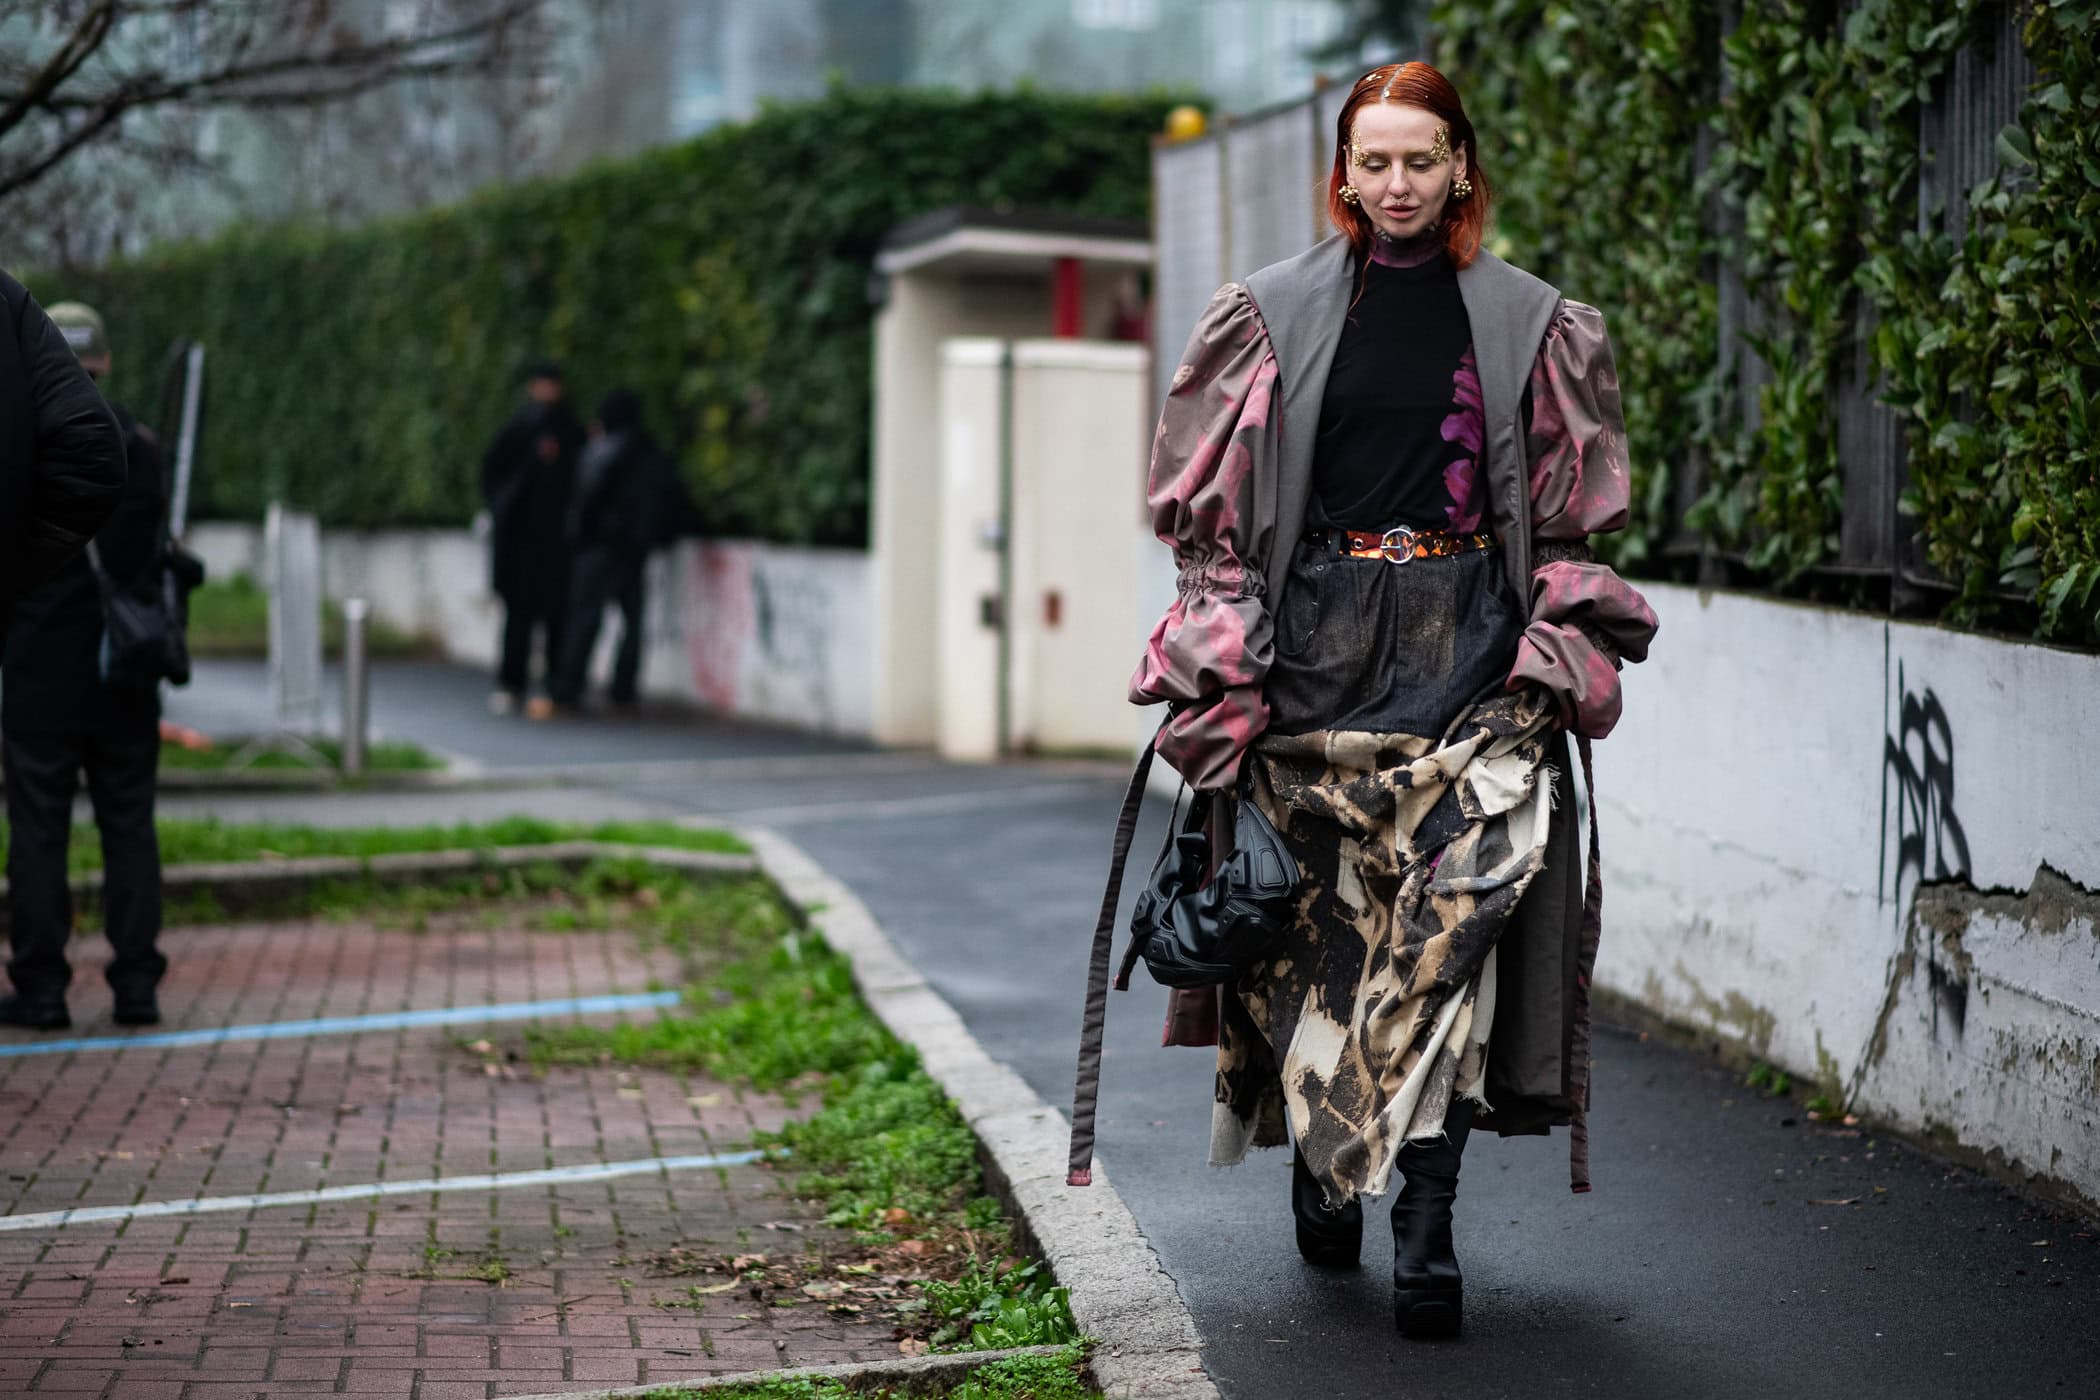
[480,361,585,716]
[1,299,161,1031]
[0,272,125,617]
[548,388,679,712]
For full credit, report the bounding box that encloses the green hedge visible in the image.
[41,86,1177,546]
[1434,0,2099,643]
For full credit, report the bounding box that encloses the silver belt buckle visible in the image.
[1379,525,1417,564]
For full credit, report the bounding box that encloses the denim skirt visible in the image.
[1264,533,1529,740]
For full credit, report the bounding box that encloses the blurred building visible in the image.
[8,0,1371,267]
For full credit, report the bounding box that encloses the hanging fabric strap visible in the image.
[1566,733,1603,1193]
[1066,723,1164,1187]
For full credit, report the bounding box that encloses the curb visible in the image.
[744,827,1219,1400]
[501,1345,1073,1399]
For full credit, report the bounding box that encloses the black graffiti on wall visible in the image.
[1878,663,1973,909]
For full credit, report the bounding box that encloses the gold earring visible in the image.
[1451,175,1473,201]
[1340,184,1360,206]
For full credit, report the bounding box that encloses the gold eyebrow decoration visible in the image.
[1428,124,1451,163]
[1348,135,1369,167]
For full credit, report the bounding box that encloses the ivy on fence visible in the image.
[36,86,1176,546]
[1434,0,1719,576]
[1431,0,2098,643]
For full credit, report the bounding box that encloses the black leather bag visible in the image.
[87,535,203,690]
[1128,784,1300,989]
[1068,727,1299,1187]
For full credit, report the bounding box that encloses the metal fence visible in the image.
[1151,7,2035,592]
[1823,0,2034,582]
[1150,80,1347,405]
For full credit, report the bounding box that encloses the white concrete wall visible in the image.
[1601,583,2100,1204]
[186,522,872,737]
[677,540,872,737]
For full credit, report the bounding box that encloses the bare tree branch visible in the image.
[0,0,560,202]
[0,0,117,144]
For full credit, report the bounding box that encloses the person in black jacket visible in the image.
[480,361,584,718]
[548,389,676,712]
[0,272,125,618]
[1,299,161,1031]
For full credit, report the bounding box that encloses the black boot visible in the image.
[1391,1100,1475,1339]
[1291,1146,1362,1267]
[0,993,71,1031]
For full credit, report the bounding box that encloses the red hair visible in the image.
[1326,62,1490,269]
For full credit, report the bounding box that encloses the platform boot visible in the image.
[1291,1146,1363,1266]
[1390,1099,1476,1338]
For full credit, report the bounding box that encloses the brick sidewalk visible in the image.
[0,915,900,1397]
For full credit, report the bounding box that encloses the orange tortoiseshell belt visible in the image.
[1307,525,1499,564]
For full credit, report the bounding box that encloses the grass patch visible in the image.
[158,735,443,773]
[1745,1060,1793,1098]
[640,1345,1096,1399]
[188,572,433,659]
[8,815,748,876]
[529,911,892,1090]
[527,881,1080,1359]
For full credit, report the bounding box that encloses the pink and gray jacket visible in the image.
[1133,236,1658,792]
[1065,236,1659,1190]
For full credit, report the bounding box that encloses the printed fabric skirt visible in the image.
[1215,533,1559,1204]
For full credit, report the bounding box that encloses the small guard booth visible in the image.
[867,207,1156,761]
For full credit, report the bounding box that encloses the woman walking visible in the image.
[1130,63,1658,1338]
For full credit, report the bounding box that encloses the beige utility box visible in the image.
[869,208,1155,760]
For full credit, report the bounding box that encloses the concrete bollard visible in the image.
[341,598,369,777]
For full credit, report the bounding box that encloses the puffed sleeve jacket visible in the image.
[1131,238,1660,1123]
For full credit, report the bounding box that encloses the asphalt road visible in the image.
[168,661,2100,1399]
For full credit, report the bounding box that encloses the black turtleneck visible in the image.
[1309,230,1482,533]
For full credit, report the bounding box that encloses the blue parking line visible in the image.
[0,990,683,1059]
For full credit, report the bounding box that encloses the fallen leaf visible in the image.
[468,1040,495,1055]
[688,1281,738,1295]
[687,1094,723,1108]
[881,1208,912,1226]
[158,1277,188,1286]
[1807,1198,1860,1207]
[896,1240,933,1257]
[730,1254,766,1272]
[898,1339,929,1357]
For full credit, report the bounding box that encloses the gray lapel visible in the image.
[1244,235,1355,604]
[1457,249,1561,594]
